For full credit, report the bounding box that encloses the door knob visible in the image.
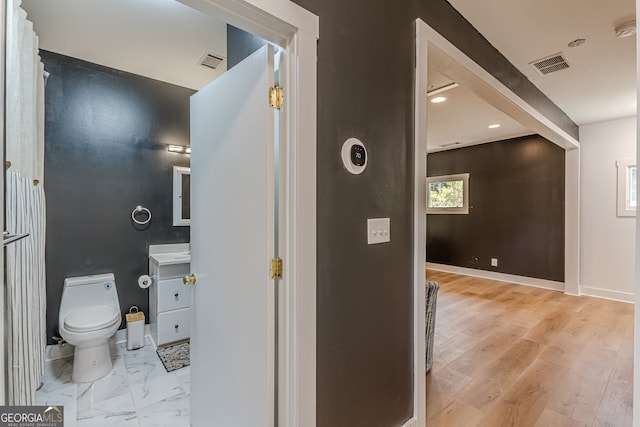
[183,273,197,286]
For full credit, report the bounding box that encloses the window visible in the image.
[616,159,636,217]
[426,173,469,214]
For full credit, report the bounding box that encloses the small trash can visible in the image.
[126,306,145,350]
[425,281,440,372]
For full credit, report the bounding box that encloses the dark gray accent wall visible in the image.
[427,136,565,281]
[286,0,576,425]
[290,1,416,426]
[41,51,192,343]
[226,25,268,70]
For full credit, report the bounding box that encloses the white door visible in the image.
[189,44,277,427]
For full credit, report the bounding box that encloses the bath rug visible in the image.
[156,341,190,372]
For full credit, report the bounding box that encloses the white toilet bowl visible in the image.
[59,273,122,383]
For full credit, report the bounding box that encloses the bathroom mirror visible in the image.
[173,166,190,226]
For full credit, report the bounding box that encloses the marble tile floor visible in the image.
[36,337,190,427]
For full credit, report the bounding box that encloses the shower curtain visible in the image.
[5,0,47,405]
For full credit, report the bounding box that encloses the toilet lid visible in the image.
[64,305,120,332]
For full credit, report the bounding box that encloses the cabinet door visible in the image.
[157,308,191,345]
[157,278,191,312]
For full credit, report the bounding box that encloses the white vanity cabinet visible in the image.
[149,244,191,347]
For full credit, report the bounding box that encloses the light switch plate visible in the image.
[491,258,498,267]
[368,218,390,244]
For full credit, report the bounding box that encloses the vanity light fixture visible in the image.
[488,124,501,129]
[168,145,191,155]
[430,96,447,104]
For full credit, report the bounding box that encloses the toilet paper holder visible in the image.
[137,274,154,289]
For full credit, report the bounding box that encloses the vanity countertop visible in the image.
[149,252,191,265]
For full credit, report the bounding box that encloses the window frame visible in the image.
[426,172,470,214]
[616,158,636,217]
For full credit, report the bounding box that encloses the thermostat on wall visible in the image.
[341,138,367,174]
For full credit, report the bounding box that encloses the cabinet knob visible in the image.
[183,273,197,286]
[174,293,179,299]
[174,324,179,330]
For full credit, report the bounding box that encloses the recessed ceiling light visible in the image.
[488,124,501,129]
[615,20,636,38]
[568,38,586,48]
[430,96,447,104]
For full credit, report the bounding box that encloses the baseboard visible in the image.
[113,324,151,344]
[45,325,152,361]
[399,417,417,427]
[426,263,565,292]
[579,286,634,303]
[45,342,74,361]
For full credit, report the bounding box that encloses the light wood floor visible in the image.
[426,270,633,427]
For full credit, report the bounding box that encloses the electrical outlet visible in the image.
[491,258,498,267]
[367,218,390,244]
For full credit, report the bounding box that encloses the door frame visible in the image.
[0,0,5,407]
[0,0,316,417]
[180,1,319,425]
[414,18,581,424]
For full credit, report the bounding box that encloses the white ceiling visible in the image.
[21,0,227,90]
[448,0,636,126]
[426,69,532,152]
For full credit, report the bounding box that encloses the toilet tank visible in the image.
[59,273,120,320]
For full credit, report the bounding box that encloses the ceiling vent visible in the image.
[199,52,225,70]
[529,53,571,75]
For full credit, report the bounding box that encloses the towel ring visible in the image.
[131,206,151,225]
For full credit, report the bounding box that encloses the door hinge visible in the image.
[269,86,284,110]
[270,257,283,280]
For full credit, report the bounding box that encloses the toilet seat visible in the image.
[64,305,121,333]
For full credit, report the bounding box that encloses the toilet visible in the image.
[59,273,122,383]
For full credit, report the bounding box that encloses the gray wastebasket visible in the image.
[425,280,440,372]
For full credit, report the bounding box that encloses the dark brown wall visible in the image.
[289,0,576,425]
[42,51,192,343]
[426,135,565,281]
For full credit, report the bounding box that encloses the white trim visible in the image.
[565,148,580,295]
[0,0,5,406]
[412,20,429,427]
[400,418,418,427]
[179,2,317,426]
[617,158,637,217]
[426,263,565,292]
[635,0,640,418]
[44,343,74,362]
[580,286,635,304]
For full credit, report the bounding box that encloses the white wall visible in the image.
[580,116,637,302]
